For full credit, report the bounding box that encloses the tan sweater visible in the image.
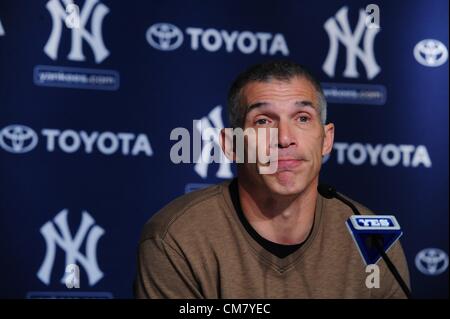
[135,180,410,298]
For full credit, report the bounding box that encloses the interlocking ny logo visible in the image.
[323,6,380,80]
[44,0,110,63]
[37,209,105,286]
[194,105,233,179]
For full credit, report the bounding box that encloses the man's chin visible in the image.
[262,171,304,196]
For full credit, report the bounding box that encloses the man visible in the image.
[135,60,410,298]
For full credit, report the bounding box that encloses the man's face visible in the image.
[239,76,334,196]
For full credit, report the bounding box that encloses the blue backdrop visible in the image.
[0,0,448,298]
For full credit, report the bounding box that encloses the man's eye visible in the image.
[255,118,269,125]
[298,115,310,123]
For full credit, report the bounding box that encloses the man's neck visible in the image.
[237,177,318,245]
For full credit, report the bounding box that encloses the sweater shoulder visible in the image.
[323,192,374,219]
[139,181,230,243]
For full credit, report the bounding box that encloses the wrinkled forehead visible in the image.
[241,76,319,110]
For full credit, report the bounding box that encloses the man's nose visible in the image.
[276,120,296,148]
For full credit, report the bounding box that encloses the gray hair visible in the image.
[227,60,327,128]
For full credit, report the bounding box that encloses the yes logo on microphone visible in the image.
[346,215,403,265]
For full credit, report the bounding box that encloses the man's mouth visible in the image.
[276,159,305,170]
[258,157,306,170]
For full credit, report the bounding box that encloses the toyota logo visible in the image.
[414,39,448,67]
[0,124,38,153]
[146,23,183,51]
[415,248,449,276]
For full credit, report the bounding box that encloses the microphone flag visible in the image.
[346,215,403,265]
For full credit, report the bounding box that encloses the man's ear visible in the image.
[220,128,235,161]
[322,123,335,156]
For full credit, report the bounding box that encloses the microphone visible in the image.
[318,183,412,299]
[318,184,361,215]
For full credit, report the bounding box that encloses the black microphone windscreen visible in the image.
[317,183,336,199]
